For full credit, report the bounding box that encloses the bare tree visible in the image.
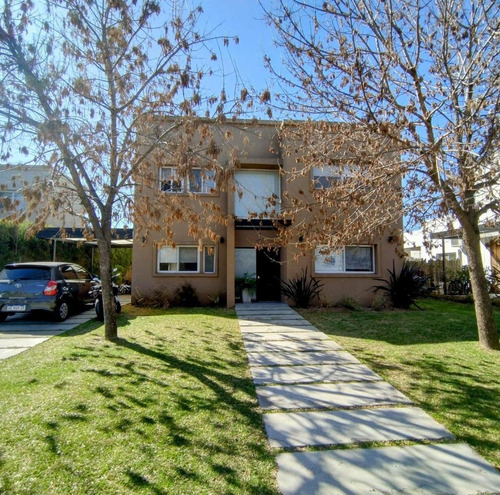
[263,0,499,350]
[0,0,240,340]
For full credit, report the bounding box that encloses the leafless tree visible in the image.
[0,0,240,340]
[263,0,499,350]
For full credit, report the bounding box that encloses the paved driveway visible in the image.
[0,307,96,361]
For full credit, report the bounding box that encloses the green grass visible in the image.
[300,298,500,470]
[0,307,279,495]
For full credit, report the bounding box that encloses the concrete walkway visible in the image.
[0,307,96,361]
[236,302,500,495]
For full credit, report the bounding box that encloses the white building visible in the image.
[404,224,499,273]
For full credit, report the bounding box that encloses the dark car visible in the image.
[0,262,97,322]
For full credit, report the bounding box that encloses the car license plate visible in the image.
[6,304,27,311]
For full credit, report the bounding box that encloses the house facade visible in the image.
[132,119,403,307]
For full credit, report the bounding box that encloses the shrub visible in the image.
[373,262,431,309]
[174,282,199,307]
[371,294,387,311]
[280,268,324,308]
[207,291,226,307]
[338,296,362,311]
[133,289,170,309]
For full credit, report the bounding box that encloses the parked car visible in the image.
[0,262,97,322]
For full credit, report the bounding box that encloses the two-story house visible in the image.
[132,119,403,307]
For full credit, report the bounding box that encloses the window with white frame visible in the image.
[203,246,216,273]
[158,245,216,273]
[313,165,342,189]
[315,245,375,273]
[312,164,360,189]
[160,166,215,194]
[234,170,281,219]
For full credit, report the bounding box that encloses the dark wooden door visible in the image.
[256,248,281,301]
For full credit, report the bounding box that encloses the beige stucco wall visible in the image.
[132,119,403,307]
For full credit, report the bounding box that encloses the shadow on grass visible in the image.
[1,308,278,494]
[114,337,261,424]
[357,348,500,468]
[301,299,500,346]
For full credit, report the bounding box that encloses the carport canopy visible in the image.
[36,227,133,272]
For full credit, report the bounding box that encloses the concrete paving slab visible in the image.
[244,339,343,353]
[239,318,309,326]
[240,324,319,333]
[0,330,67,337]
[263,407,454,448]
[0,337,52,347]
[0,348,30,360]
[237,303,290,309]
[247,350,359,367]
[236,308,299,315]
[250,363,382,385]
[276,443,500,495]
[238,313,304,324]
[242,331,329,342]
[256,381,413,410]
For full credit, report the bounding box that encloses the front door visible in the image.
[256,248,281,301]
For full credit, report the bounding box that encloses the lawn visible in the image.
[300,298,500,470]
[0,307,279,495]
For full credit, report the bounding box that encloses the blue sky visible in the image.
[195,0,281,113]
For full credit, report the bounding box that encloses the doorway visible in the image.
[256,248,281,301]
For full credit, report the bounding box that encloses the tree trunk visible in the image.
[97,239,118,341]
[461,222,499,350]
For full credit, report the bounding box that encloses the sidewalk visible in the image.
[0,296,130,361]
[236,302,500,495]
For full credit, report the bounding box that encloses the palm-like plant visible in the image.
[373,262,430,309]
[281,268,324,308]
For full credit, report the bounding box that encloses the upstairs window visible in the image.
[160,167,215,194]
[313,166,341,189]
[315,245,375,273]
[312,164,360,189]
[234,170,281,219]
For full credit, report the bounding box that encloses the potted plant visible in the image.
[235,273,257,303]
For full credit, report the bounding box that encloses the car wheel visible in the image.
[54,301,70,322]
[95,299,104,321]
[0,313,8,322]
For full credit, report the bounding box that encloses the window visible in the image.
[160,167,215,194]
[160,167,183,193]
[234,170,281,219]
[203,246,215,273]
[61,265,78,280]
[315,245,375,273]
[313,166,341,189]
[188,169,216,193]
[157,245,216,273]
[312,164,360,189]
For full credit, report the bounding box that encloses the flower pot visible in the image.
[242,288,253,303]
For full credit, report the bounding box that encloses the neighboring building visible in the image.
[0,164,83,228]
[404,224,499,273]
[132,119,403,307]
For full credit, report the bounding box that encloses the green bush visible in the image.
[235,273,257,298]
[280,268,324,308]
